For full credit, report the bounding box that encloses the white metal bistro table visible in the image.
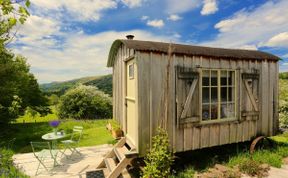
[42,132,67,149]
[41,132,68,166]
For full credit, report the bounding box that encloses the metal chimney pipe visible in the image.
[126,35,134,40]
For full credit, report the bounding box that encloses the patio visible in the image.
[13,144,112,178]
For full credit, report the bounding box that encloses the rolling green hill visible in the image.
[40,74,112,96]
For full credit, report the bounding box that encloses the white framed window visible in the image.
[201,69,236,122]
[128,63,134,79]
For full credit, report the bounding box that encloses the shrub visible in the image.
[142,127,174,178]
[239,158,262,176]
[0,149,28,177]
[57,85,112,119]
[279,100,288,127]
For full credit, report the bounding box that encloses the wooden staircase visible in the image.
[96,137,138,178]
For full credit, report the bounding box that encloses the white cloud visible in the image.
[13,30,177,83]
[166,0,201,14]
[201,0,218,15]
[141,15,149,20]
[173,33,181,38]
[202,0,288,49]
[284,54,288,58]
[167,14,182,21]
[121,0,142,8]
[31,0,117,21]
[147,19,165,28]
[262,32,288,48]
[17,15,60,41]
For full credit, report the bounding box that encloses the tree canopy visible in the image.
[0,47,49,123]
[0,0,49,123]
[0,0,30,45]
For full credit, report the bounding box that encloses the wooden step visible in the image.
[104,158,117,172]
[114,146,129,161]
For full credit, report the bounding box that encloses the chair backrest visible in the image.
[30,142,51,157]
[71,126,83,143]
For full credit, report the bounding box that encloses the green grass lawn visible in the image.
[0,110,114,153]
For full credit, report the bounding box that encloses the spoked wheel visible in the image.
[250,136,275,154]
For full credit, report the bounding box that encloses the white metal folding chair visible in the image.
[60,126,83,157]
[30,141,58,175]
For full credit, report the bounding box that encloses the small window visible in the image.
[129,63,134,79]
[201,69,236,122]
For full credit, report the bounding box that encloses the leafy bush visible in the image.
[57,85,112,119]
[142,127,174,178]
[279,79,288,127]
[238,158,265,177]
[279,100,288,127]
[0,149,28,177]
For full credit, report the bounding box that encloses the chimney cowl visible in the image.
[126,35,134,40]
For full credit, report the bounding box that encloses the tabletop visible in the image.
[42,132,67,141]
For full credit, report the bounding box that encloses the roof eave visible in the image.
[107,40,123,67]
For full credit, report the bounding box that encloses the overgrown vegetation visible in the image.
[279,79,288,127]
[142,127,174,178]
[57,85,112,119]
[0,149,28,178]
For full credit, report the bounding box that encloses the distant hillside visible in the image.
[40,74,112,96]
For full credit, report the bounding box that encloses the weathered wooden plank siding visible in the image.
[136,52,151,155]
[273,62,279,135]
[170,56,276,152]
[113,47,278,155]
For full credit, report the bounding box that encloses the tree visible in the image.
[0,1,49,123]
[57,85,112,119]
[0,48,49,123]
[48,94,59,106]
[0,0,30,45]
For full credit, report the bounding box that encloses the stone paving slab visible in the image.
[13,144,112,178]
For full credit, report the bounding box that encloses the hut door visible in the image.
[125,59,137,145]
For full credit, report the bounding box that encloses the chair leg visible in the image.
[72,147,81,155]
[35,161,41,175]
[35,157,49,175]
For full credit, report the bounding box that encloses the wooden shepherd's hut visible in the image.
[96,36,280,178]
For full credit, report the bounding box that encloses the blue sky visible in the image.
[10,0,288,83]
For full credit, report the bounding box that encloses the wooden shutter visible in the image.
[241,71,260,119]
[176,67,200,127]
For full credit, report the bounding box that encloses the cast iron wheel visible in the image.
[250,136,275,154]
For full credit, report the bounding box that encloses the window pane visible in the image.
[221,87,227,101]
[221,71,227,86]
[221,103,227,119]
[129,63,134,79]
[202,104,210,121]
[211,71,217,86]
[202,70,209,86]
[211,104,218,120]
[228,87,234,102]
[202,87,209,103]
[221,103,235,118]
[211,87,218,103]
[228,71,235,86]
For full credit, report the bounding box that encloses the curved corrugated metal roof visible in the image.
[107,39,280,67]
